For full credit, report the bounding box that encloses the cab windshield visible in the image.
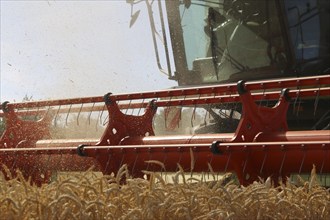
[285,0,330,75]
[179,0,288,83]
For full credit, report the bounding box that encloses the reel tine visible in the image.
[190,106,195,128]
[203,104,211,125]
[53,105,61,127]
[259,147,268,176]
[242,150,250,177]
[320,150,328,185]
[162,148,167,173]
[94,148,102,173]
[313,85,321,116]
[104,149,112,173]
[207,156,216,181]
[178,107,182,129]
[299,150,306,175]
[224,151,231,173]
[189,147,195,176]
[176,148,183,172]
[98,104,109,126]
[118,151,126,171]
[279,149,287,178]
[77,103,84,126]
[65,104,72,127]
[87,102,95,125]
[145,149,152,171]
[187,134,195,176]
[293,88,301,116]
[95,107,102,131]
[99,104,106,123]
[190,94,200,128]
[296,99,302,117]
[132,149,139,175]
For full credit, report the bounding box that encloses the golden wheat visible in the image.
[0,164,329,220]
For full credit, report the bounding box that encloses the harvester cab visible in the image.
[143,0,330,84]
[0,0,329,186]
[134,0,330,132]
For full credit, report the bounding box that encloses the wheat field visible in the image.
[0,164,329,220]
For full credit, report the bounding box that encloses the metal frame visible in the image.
[0,75,329,185]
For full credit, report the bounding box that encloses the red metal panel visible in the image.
[0,75,329,186]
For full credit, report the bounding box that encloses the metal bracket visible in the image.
[232,81,290,142]
[211,81,291,185]
[96,93,158,146]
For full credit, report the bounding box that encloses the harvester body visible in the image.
[0,0,329,186]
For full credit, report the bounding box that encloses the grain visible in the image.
[0,164,329,219]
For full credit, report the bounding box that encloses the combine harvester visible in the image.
[0,0,329,186]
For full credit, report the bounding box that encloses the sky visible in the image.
[0,0,176,103]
